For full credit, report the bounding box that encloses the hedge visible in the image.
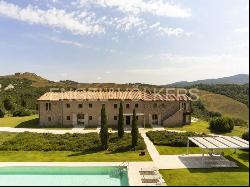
[0,132,146,152]
[12,108,31,117]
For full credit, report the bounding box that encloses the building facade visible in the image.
[38,91,192,128]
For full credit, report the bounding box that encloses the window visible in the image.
[184,103,187,110]
[114,104,118,108]
[135,103,139,108]
[89,116,93,120]
[46,103,51,111]
[66,116,71,120]
[48,117,51,122]
[126,104,130,108]
[78,104,83,108]
[66,104,70,108]
[114,116,118,120]
[77,114,84,119]
[152,114,158,120]
[89,103,93,108]
[153,103,158,108]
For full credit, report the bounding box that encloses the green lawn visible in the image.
[156,146,201,155]
[0,115,71,129]
[0,151,151,162]
[160,150,249,186]
[166,121,248,137]
[0,115,39,127]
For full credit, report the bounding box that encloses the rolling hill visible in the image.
[197,90,249,122]
[167,74,249,87]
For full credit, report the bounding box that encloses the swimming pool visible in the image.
[0,166,129,186]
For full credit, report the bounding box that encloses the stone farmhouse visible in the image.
[38,91,192,128]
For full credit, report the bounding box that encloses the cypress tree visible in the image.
[100,105,109,150]
[0,109,4,118]
[131,109,139,148]
[118,102,124,138]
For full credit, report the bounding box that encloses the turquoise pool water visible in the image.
[0,166,129,186]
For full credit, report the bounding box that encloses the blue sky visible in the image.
[0,0,249,84]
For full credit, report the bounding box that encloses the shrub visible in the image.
[231,118,248,127]
[13,108,31,117]
[209,117,234,133]
[0,109,4,118]
[3,98,14,111]
[146,131,203,147]
[242,132,249,141]
[207,111,222,118]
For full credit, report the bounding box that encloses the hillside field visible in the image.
[198,90,249,122]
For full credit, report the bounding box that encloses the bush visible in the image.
[209,117,234,133]
[3,98,14,111]
[242,132,249,141]
[146,131,204,147]
[231,118,248,127]
[207,111,222,118]
[13,108,31,117]
[0,109,4,118]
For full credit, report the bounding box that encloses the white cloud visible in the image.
[76,0,191,18]
[47,37,84,48]
[115,16,145,31]
[0,1,104,35]
[158,27,185,36]
[148,22,190,36]
[46,36,122,54]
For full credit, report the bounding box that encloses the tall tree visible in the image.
[131,109,139,148]
[100,104,109,150]
[3,98,14,112]
[0,109,4,118]
[118,102,124,138]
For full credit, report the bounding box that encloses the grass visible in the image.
[0,151,151,162]
[166,121,248,137]
[198,90,249,122]
[0,115,38,127]
[0,115,71,129]
[160,150,249,186]
[156,146,201,155]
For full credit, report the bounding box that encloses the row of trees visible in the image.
[99,103,139,150]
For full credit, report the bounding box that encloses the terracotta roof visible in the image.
[38,91,191,101]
